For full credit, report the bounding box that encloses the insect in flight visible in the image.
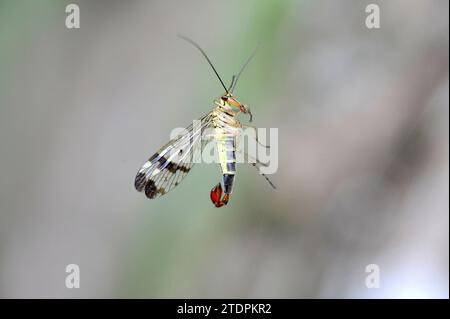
[134,35,275,207]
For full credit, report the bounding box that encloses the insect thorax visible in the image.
[212,100,241,130]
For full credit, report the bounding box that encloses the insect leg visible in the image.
[242,124,270,149]
[244,151,276,189]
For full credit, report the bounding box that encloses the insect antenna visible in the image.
[228,75,236,93]
[177,34,229,94]
[231,43,260,93]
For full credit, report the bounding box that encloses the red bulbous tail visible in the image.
[210,183,230,208]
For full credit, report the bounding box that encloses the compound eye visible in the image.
[221,96,228,101]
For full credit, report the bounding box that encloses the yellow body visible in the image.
[211,98,242,175]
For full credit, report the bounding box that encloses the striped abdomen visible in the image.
[216,132,236,174]
[216,132,236,194]
[212,107,241,195]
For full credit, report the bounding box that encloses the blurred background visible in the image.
[0,0,448,298]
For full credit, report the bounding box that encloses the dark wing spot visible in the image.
[158,155,190,173]
[166,161,178,173]
[135,172,146,192]
[178,165,191,173]
[157,156,167,165]
[145,179,158,199]
[149,153,159,162]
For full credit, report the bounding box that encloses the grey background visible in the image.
[0,0,448,298]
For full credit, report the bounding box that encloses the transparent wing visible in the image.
[135,112,213,199]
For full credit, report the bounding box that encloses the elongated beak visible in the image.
[227,97,241,107]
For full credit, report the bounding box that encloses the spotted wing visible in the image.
[135,113,213,199]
